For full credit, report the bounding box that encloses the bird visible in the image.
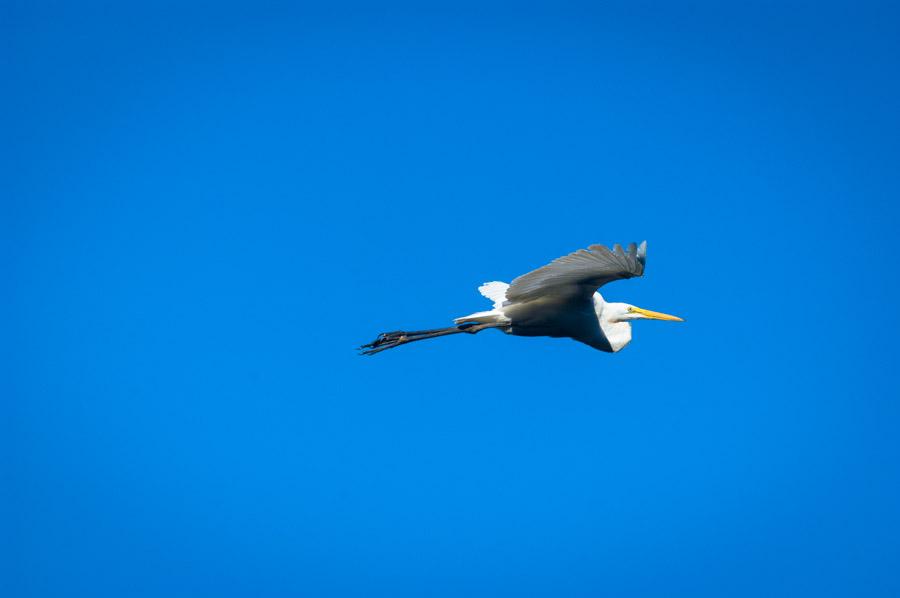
[359,241,682,355]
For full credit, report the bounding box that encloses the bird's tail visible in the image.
[358,323,503,355]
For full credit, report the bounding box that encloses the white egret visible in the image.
[360,241,682,355]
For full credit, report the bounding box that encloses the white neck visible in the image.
[593,293,633,352]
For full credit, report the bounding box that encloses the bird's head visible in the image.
[606,302,684,323]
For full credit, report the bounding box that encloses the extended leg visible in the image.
[358,323,502,355]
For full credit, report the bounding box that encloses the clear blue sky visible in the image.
[6,2,900,596]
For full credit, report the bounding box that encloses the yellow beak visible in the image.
[629,306,684,322]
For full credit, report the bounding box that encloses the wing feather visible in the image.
[505,241,647,302]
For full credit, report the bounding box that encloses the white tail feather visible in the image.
[478,281,509,309]
[454,281,511,325]
[454,310,500,324]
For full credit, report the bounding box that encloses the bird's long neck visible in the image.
[593,294,633,352]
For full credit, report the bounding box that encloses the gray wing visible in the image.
[505,241,647,303]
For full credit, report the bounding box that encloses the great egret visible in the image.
[359,241,682,355]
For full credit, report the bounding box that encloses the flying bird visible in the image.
[359,241,682,355]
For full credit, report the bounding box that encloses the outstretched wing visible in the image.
[505,241,647,303]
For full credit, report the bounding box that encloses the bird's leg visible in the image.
[358,323,500,355]
[359,327,465,355]
[460,323,498,334]
[365,328,451,348]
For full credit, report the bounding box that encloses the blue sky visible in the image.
[6,2,900,596]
